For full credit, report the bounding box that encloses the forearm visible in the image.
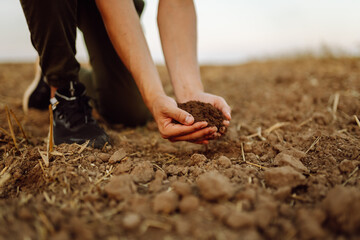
[157,0,204,102]
[95,0,165,110]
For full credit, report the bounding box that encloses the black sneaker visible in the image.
[51,81,110,149]
[23,64,50,113]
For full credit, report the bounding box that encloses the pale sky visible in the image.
[0,0,360,63]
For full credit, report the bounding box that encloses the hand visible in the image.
[150,94,219,144]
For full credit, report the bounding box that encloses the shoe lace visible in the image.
[57,95,94,128]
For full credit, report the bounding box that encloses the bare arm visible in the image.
[158,0,203,101]
[95,0,163,108]
[95,0,218,143]
[158,0,231,121]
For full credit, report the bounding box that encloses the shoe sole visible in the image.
[23,60,42,114]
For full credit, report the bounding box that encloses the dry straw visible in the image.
[305,136,321,154]
[354,115,360,129]
[5,106,18,150]
[9,109,27,141]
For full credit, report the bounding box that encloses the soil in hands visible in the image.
[177,101,227,133]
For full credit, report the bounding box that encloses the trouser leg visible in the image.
[77,0,151,126]
[20,0,80,88]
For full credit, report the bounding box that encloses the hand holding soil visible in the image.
[150,93,230,144]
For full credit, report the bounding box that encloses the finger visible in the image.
[214,97,231,120]
[223,120,230,126]
[165,106,194,125]
[192,140,209,144]
[202,131,221,141]
[168,126,217,142]
[162,121,208,139]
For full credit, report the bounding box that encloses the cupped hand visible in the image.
[150,94,219,143]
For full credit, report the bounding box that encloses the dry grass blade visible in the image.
[238,146,267,169]
[264,122,288,134]
[78,140,90,154]
[246,127,266,141]
[5,106,18,150]
[342,166,359,186]
[245,161,268,170]
[332,92,340,114]
[38,148,49,167]
[38,212,55,233]
[48,104,54,153]
[305,136,321,154]
[0,166,9,176]
[9,109,27,140]
[354,115,360,129]
[140,219,172,233]
[299,117,312,127]
[153,163,166,174]
[241,142,246,162]
[0,172,11,188]
[50,150,64,156]
[0,126,10,136]
[95,167,114,185]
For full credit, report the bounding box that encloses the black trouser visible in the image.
[20,0,151,126]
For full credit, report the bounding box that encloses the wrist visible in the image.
[175,88,204,103]
[145,91,167,113]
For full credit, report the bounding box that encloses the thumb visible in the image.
[167,106,194,125]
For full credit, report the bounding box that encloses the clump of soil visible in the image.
[177,101,227,133]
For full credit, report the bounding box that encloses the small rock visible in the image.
[149,178,164,193]
[153,191,179,214]
[179,195,199,213]
[109,149,127,164]
[165,164,183,175]
[264,166,306,188]
[172,181,192,197]
[225,212,255,229]
[339,159,356,173]
[113,161,132,175]
[175,219,192,235]
[131,161,155,183]
[236,188,256,203]
[274,186,291,201]
[211,204,231,221]
[104,174,136,201]
[87,155,96,162]
[282,148,307,159]
[122,213,141,230]
[274,153,309,173]
[154,169,167,180]
[297,209,326,239]
[197,171,234,201]
[322,186,360,234]
[217,156,232,168]
[254,196,278,229]
[97,153,111,162]
[189,153,207,166]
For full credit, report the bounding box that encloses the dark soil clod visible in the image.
[177,101,227,133]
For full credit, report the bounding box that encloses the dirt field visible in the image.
[0,56,360,240]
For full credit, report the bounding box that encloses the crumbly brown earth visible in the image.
[177,101,227,133]
[0,57,360,240]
